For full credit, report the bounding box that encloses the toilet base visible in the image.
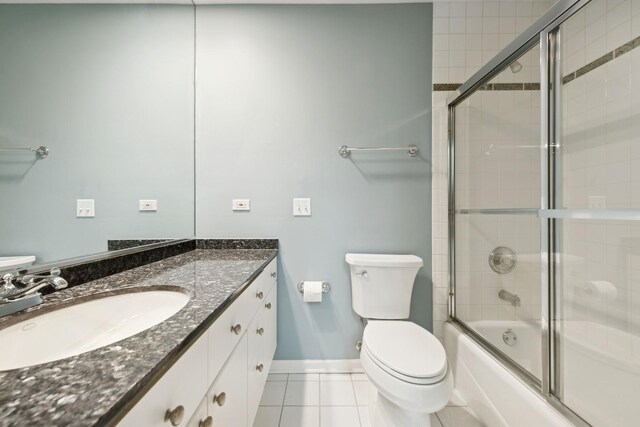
[368,383,435,427]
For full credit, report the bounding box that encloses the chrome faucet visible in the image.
[498,289,521,307]
[0,268,68,318]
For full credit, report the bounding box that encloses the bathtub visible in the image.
[444,321,572,427]
[446,319,640,427]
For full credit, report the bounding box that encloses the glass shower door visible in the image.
[551,1,640,425]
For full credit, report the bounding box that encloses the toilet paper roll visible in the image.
[303,281,323,303]
[579,280,618,300]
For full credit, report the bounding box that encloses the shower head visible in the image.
[510,61,523,73]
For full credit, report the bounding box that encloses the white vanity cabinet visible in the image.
[118,257,277,427]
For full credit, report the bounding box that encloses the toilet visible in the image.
[346,253,453,427]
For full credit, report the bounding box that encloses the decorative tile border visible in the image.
[434,36,640,91]
[196,239,279,250]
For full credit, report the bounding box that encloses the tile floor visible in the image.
[253,373,484,427]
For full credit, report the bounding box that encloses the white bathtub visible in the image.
[444,321,572,427]
[446,319,640,427]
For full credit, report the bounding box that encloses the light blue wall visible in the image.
[195,5,433,360]
[0,5,195,264]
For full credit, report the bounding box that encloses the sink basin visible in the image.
[0,288,190,371]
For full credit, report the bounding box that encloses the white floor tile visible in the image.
[280,406,320,427]
[320,406,360,427]
[431,413,444,427]
[284,381,320,406]
[260,381,287,406]
[350,373,368,382]
[436,407,483,427]
[252,406,282,427]
[320,381,357,406]
[320,373,352,381]
[289,373,320,382]
[352,381,369,406]
[357,406,371,427]
[267,373,288,382]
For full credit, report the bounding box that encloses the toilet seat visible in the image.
[362,321,448,385]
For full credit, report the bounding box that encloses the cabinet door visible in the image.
[118,335,208,427]
[262,285,277,364]
[207,333,248,427]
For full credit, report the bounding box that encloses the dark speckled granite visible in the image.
[0,249,277,427]
[107,239,172,251]
[196,239,278,250]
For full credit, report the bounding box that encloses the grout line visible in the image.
[276,375,289,426]
[349,378,363,426]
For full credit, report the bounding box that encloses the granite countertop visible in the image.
[0,248,277,427]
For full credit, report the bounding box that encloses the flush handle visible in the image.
[231,324,242,335]
[355,270,368,278]
[213,392,226,406]
[164,405,184,426]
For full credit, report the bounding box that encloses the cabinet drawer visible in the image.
[247,258,277,315]
[207,333,248,427]
[118,335,208,427]
[247,285,277,425]
[185,397,209,427]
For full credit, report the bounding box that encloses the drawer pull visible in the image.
[256,363,264,372]
[271,272,277,278]
[265,302,272,309]
[213,392,226,406]
[257,327,264,335]
[164,405,185,426]
[199,416,213,427]
[256,291,264,299]
[231,324,242,335]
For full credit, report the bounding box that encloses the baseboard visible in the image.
[270,359,363,374]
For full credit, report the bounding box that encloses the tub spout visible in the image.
[498,289,520,307]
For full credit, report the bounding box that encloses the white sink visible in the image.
[0,255,36,271]
[0,289,190,371]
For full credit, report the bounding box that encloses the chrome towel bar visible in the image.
[0,146,49,159]
[338,145,418,158]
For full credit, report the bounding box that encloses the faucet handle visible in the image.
[20,267,62,285]
[2,273,17,291]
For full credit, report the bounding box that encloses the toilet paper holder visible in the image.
[297,281,331,293]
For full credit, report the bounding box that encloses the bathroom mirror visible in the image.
[0,4,196,266]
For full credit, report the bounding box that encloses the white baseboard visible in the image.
[270,359,363,374]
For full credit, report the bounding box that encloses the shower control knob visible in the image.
[231,324,242,335]
[164,405,184,426]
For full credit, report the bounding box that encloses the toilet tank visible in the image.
[346,253,423,319]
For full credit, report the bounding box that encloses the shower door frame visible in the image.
[446,0,594,425]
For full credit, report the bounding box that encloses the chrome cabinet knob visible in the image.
[257,327,264,335]
[231,324,242,335]
[213,392,226,406]
[256,291,264,299]
[199,416,213,427]
[256,363,264,372]
[164,405,184,426]
[265,302,272,309]
[271,272,276,278]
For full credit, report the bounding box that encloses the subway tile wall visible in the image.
[431,1,555,340]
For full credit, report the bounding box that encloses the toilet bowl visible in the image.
[346,254,453,427]
[360,321,453,427]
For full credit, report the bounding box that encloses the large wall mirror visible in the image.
[0,4,196,267]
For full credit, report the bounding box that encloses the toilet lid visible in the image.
[363,321,447,380]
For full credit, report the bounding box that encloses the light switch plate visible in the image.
[76,199,95,217]
[233,199,250,211]
[293,198,311,216]
[139,199,158,211]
